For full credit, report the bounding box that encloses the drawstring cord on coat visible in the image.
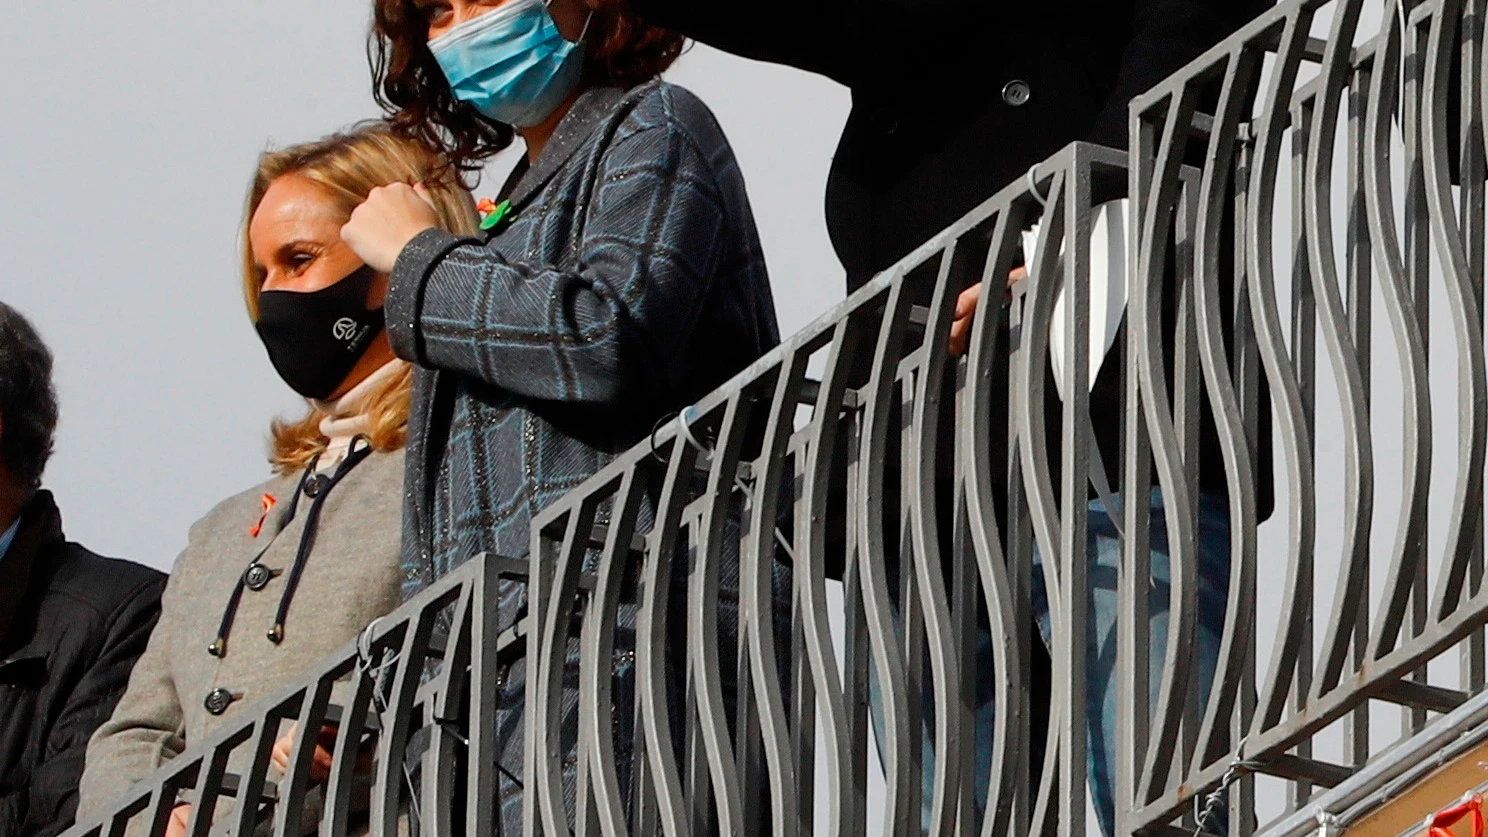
[269,437,374,643]
[208,436,373,658]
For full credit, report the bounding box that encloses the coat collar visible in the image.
[0,490,65,655]
[499,86,629,211]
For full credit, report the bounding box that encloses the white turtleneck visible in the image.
[311,359,406,472]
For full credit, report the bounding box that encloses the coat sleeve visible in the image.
[77,560,191,822]
[386,107,732,409]
[1083,0,1270,148]
[23,574,165,837]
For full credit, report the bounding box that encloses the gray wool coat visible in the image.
[76,450,406,829]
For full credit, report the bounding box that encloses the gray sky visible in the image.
[0,1,849,572]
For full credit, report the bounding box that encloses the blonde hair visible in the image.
[242,121,479,474]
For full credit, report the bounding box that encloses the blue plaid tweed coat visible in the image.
[384,82,782,828]
[387,82,779,591]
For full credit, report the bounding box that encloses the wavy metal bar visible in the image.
[1363,0,1434,666]
[1303,0,1376,708]
[532,502,600,837]
[907,240,973,836]
[796,312,868,837]
[741,356,808,837]
[185,748,232,837]
[1052,164,1094,836]
[369,600,435,837]
[1130,81,1207,806]
[635,431,702,837]
[1180,48,1264,782]
[853,277,918,837]
[578,471,646,837]
[1340,52,1375,768]
[1241,6,1321,735]
[227,726,279,837]
[1421,0,1488,623]
[322,644,376,837]
[273,679,335,837]
[1400,0,1435,737]
[1010,168,1070,837]
[1014,171,1069,633]
[422,579,475,837]
[688,395,750,837]
[1456,0,1487,692]
[957,205,1026,837]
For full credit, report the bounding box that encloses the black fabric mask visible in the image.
[254,264,385,400]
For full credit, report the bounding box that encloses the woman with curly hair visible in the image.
[346,0,781,828]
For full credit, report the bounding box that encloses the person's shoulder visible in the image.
[170,472,297,566]
[366,446,408,470]
[331,448,408,509]
[196,473,297,527]
[616,81,729,150]
[40,545,164,624]
[622,80,714,121]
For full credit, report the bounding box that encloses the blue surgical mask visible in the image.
[429,0,588,128]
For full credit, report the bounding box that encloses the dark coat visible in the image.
[632,0,1271,286]
[0,491,164,837]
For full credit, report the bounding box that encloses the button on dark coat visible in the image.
[0,491,164,837]
[632,0,1271,286]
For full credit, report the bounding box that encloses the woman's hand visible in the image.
[271,722,339,784]
[164,804,192,837]
[948,266,1028,356]
[341,183,441,274]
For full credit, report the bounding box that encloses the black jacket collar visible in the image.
[0,490,64,653]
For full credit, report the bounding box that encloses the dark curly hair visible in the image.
[370,0,685,176]
[0,301,58,494]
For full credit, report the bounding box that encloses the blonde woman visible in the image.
[77,123,477,834]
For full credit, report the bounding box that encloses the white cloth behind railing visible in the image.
[1022,197,1130,401]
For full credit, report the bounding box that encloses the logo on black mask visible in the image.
[332,318,361,343]
[255,265,385,400]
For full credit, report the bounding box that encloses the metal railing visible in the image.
[65,554,526,837]
[523,140,1133,837]
[1125,0,1488,831]
[65,0,1488,834]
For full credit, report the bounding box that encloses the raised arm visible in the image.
[386,97,740,409]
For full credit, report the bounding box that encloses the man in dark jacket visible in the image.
[623,3,1271,833]
[0,301,165,837]
[630,0,1270,287]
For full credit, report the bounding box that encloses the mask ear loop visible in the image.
[544,0,594,43]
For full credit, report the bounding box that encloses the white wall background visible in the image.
[0,1,849,570]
